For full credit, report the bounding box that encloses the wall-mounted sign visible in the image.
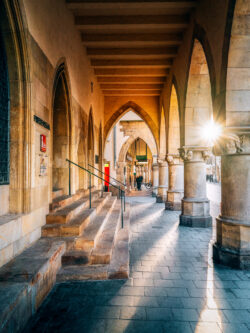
[39,157,47,176]
[40,134,46,152]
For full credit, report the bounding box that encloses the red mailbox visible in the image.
[40,134,46,152]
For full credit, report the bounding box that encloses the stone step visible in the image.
[42,193,111,237]
[52,188,64,200]
[46,191,105,225]
[57,265,108,281]
[108,204,130,279]
[74,196,117,251]
[62,250,90,266]
[56,203,130,281]
[0,238,66,333]
[50,189,99,213]
[91,202,121,264]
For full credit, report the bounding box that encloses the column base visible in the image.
[213,242,250,270]
[179,215,212,228]
[156,195,167,203]
[165,201,181,211]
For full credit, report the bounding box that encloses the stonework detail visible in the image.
[213,131,250,156]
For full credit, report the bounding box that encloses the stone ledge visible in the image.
[179,215,212,228]
[0,238,66,333]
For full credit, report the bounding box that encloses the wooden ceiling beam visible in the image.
[103,89,161,96]
[75,15,189,29]
[87,46,178,56]
[97,76,166,83]
[95,68,169,76]
[91,59,173,68]
[100,83,164,89]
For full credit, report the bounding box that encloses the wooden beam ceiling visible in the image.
[66,0,197,96]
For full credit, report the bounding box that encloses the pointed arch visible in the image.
[159,107,166,158]
[87,107,95,168]
[52,63,72,194]
[184,39,213,146]
[168,84,180,154]
[118,134,157,163]
[0,0,31,213]
[104,101,159,151]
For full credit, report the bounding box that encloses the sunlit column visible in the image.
[179,146,212,227]
[156,159,168,203]
[165,154,184,210]
[213,132,250,269]
[152,162,159,197]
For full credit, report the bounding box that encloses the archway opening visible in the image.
[126,137,153,190]
[52,73,70,194]
[104,110,157,187]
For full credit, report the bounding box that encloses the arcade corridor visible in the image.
[24,191,250,333]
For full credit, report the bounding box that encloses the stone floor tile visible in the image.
[162,321,193,333]
[190,322,221,333]
[120,306,146,320]
[91,306,121,319]
[198,309,228,322]
[133,278,154,287]
[222,309,250,323]
[118,287,144,296]
[146,307,173,321]
[218,323,250,333]
[171,308,199,321]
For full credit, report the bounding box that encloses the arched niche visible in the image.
[52,66,71,194]
[77,114,86,190]
[87,108,95,184]
[184,39,213,146]
[168,84,180,154]
[0,0,31,214]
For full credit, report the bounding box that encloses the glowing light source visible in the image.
[201,119,222,145]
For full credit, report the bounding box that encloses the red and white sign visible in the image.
[40,134,46,152]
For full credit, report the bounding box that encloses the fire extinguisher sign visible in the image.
[40,134,46,152]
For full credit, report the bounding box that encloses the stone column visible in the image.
[156,159,169,203]
[165,154,184,210]
[152,163,159,197]
[213,132,250,269]
[179,146,212,227]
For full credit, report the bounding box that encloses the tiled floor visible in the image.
[24,193,250,333]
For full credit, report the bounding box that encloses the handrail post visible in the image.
[68,160,71,196]
[123,190,126,212]
[120,188,123,229]
[89,172,91,209]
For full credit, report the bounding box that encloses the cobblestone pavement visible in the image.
[24,195,250,333]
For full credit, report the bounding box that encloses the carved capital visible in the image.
[166,154,182,165]
[213,131,250,156]
[179,146,211,162]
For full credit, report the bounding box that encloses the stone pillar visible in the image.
[156,160,168,203]
[152,163,159,197]
[179,146,212,227]
[213,133,250,269]
[165,154,184,210]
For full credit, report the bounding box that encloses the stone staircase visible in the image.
[0,188,130,332]
[42,188,130,280]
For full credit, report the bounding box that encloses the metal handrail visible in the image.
[88,163,126,188]
[66,159,124,228]
[88,163,126,212]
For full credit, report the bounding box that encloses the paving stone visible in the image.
[171,308,199,321]
[146,307,173,321]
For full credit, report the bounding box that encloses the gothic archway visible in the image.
[52,65,71,194]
